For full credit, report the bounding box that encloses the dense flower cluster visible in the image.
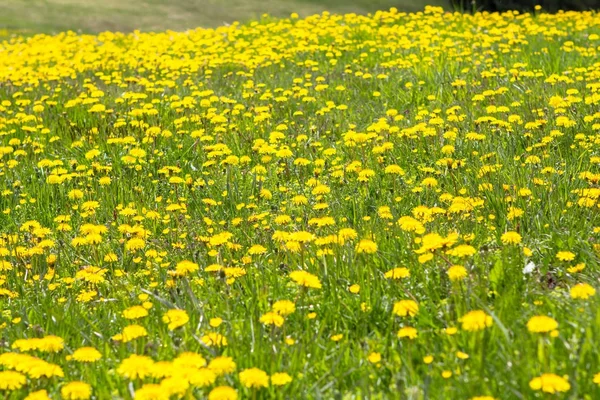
[0,5,599,398]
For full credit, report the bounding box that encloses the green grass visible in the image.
[1,6,600,400]
[0,0,447,33]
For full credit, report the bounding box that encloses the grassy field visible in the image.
[0,0,447,32]
[1,5,600,400]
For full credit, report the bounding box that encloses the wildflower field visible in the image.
[1,5,600,399]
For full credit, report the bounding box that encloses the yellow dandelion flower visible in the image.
[556,251,575,261]
[61,381,92,400]
[367,352,381,364]
[500,231,522,245]
[239,368,269,389]
[208,386,238,400]
[384,267,410,279]
[0,370,26,390]
[72,347,102,362]
[393,300,419,317]
[208,356,237,375]
[162,309,189,330]
[397,327,418,339]
[459,310,493,332]
[529,373,570,393]
[260,312,284,327]
[272,300,296,316]
[447,265,468,281]
[527,316,558,333]
[570,283,596,299]
[289,270,322,289]
[271,372,293,386]
[356,239,378,254]
[118,354,155,380]
[24,390,51,400]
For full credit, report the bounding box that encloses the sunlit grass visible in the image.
[0,0,446,32]
[0,6,600,400]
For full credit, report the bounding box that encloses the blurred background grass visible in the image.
[0,0,448,33]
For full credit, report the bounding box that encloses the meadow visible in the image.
[0,0,446,33]
[1,5,600,400]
